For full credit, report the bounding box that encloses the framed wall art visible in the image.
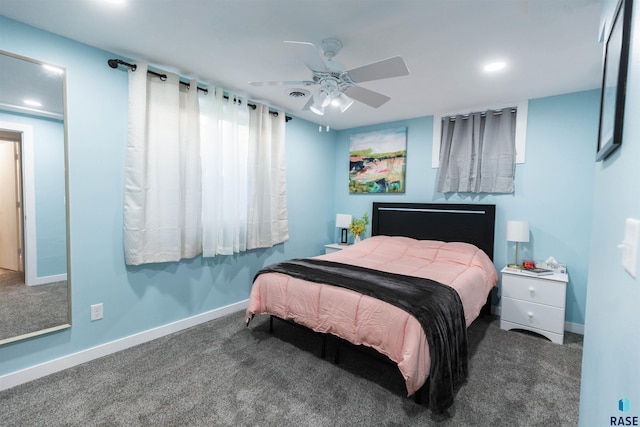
[596,0,633,161]
[349,127,407,193]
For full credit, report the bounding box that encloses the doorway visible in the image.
[0,130,24,277]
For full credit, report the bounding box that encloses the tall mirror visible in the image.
[0,50,70,345]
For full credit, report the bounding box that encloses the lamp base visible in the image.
[340,228,348,245]
[507,263,523,270]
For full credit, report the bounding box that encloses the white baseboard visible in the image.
[564,321,584,335]
[31,273,68,286]
[0,299,248,392]
[490,306,584,335]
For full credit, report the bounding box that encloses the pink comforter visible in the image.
[246,235,498,396]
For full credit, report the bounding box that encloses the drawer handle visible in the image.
[529,286,535,297]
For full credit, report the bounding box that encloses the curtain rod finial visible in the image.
[107,59,137,71]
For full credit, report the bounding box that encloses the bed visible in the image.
[246,202,498,412]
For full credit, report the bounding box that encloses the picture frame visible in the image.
[596,0,633,161]
[349,127,407,193]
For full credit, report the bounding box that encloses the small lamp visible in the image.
[336,214,352,245]
[506,220,529,268]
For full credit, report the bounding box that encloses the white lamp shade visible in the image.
[313,89,331,108]
[506,221,530,242]
[333,92,354,113]
[310,103,325,116]
[336,214,352,228]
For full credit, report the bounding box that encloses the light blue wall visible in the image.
[0,110,67,277]
[579,0,640,424]
[0,16,335,376]
[334,90,600,327]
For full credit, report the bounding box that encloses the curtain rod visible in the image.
[443,108,517,121]
[107,59,292,122]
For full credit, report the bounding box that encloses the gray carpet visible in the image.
[0,310,582,426]
[0,269,68,341]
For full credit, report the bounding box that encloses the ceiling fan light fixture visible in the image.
[253,39,409,116]
[313,88,331,108]
[334,92,354,113]
[309,103,325,116]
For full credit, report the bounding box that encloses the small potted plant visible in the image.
[349,213,369,244]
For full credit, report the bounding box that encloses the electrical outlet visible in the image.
[90,303,103,321]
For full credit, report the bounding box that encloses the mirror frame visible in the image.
[0,50,71,345]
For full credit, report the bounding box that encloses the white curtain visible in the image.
[124,64,288,265]
[200,88,250,256]
[179,75,203,259]
[124,64,202,265]
[437,107,516,193]
[246,104,289,250]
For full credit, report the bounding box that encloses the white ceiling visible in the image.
[0,0,604,130]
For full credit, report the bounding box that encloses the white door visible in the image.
[0,137,22,271]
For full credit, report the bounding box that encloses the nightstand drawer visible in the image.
[502,274,566,307]
[501,297,565,334]
[324,243,346,254]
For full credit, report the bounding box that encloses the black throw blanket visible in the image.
[254,258,468,412]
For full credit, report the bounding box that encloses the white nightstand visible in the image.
[324,243,347,254]
[500,267,568,344]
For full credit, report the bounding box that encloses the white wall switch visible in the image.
[90,303,103,321]
[619,218,640,278]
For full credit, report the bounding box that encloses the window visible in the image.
[432,100,528,168]
[435,103,525,194]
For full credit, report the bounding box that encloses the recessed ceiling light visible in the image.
[23,99,42,107]
[484,61,506,72]
[42,64,64,74]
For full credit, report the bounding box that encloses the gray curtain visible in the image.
[437,107,516,193]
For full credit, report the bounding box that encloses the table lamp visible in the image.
[336,214,352,245]
[506,220,529,268]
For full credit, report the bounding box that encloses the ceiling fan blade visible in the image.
[346,56,409,83]
[344,85,391,108]
[249,80,315,87]
[284,41,328,72]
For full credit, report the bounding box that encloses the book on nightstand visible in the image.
[520,267,554,276]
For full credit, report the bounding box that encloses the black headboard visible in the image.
[371,202,496,260]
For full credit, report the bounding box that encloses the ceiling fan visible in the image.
[249,38,410,116]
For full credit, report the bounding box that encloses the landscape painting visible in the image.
[349,127,407,193]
